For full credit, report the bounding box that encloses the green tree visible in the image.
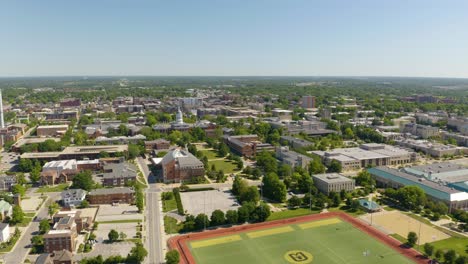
[108,229,119,242]
[225,210,238,224]
[232,175,248,196]
[251,203,271,222]
[165,249,180,264]
[195,214,209,230]
[327,160,342,173]
[127,243,148,263]
[39,219,50,234]
[128,144,141,159]
[48,202,60,217]
[80,200,89,208]
[71,171,94,191]
[262,173,287,202]
[435,249,443,262]
[12,184,26,197]
[309,157,326,174]
[444,250,457,264]
[210,210,225,226]
[239,186,260,204]
[119,231,127,240]
[423,243,434,258]
[288,196,302,208]
[406,231,418,247]
[11,205,25,225]
[297,173,313,193]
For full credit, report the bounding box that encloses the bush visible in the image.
[173,188,185,215]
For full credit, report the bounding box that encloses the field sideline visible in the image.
[168,212,427,264]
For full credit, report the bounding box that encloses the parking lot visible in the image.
[95,204,143,222]
[180,189,240,216]
[94,222,138,242]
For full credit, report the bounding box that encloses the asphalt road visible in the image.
[2,192,59,264]
[146,185,164,264]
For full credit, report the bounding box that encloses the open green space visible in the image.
[36,183,69,193]
[208,160,238,174]
[267,208,319,221]
[162,197,177,212]
[200,149,220,160]
[188,218,414,264]
[164,216,183,234]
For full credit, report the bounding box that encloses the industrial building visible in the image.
[368,164,468,211]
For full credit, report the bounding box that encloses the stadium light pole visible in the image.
[309,175,312,211]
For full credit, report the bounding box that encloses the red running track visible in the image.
[167,211,429,264]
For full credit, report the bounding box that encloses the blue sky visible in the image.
[1,0,467,77]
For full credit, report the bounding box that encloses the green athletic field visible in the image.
[187,218,414,264]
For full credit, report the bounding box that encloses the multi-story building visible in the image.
[0,200,12,221]
[312,173,355,195]
[87,187,135,204]
[301,95,316,109]
[395,138,468,158]
[269,120,334,137]
[402,123,439,139]
[95,134,146,145]
[40,159,100,185]
[224,135,275,158]
[45,111,79,121]
[369,165,468,211]
[144,139,170,152]
[60,98,81,108]
[0,175,16,191]
[161,149,205,183]
[35,249,74,264]
[43,230,76,253]
[21,145,128,162]
[37,125,69,137]
[276,146,312,169]
[61,189,87,207]
[311,143,416,171]
[102,162,137,187]
[271,109,293,121]
[280,136,314,149]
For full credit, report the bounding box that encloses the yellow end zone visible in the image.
[246,226,294,239]
[298,218,342,229]
[190,235,242,249]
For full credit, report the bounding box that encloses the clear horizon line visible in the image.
[0,74,468,79]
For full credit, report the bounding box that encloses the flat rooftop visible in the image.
[312,173,354,183]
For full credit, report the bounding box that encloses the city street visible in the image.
[146,184,164,264]
[1,192,59,264]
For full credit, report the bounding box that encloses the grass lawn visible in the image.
[36,183,69,193]
[17,216,34,227]
[200,149,220,160]
[164,216,183,234]
[429,237,468,257]
[267,208,320,221]
[187,217,414,264]
[208,160,239,174]
[163,198,177,213]
[391,232,468,257]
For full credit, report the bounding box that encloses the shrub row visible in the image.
[173,188,184,215]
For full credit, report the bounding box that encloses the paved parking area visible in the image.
[95,204,143,222]
[21,195,43,212]
[180,189,240,216]
[74,241,134,262]
[94,222,138,242]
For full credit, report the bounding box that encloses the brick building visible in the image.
[161,148,205,183]
[87,187,135,204]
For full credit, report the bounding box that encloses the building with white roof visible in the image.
[310,143,416,171]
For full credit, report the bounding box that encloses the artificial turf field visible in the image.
[186,217,414,264]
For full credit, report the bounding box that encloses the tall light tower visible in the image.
[0,89,4,129]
